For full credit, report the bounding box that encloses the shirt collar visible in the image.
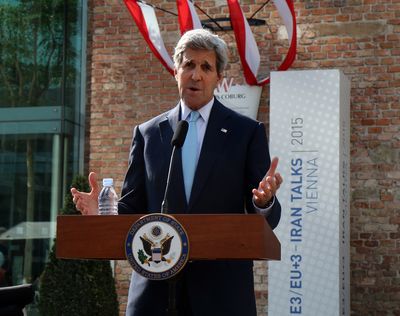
[181,98,214,123]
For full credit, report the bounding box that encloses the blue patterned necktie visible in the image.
[182,111,200,202]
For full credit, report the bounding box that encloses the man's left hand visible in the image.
[252,157,283,208]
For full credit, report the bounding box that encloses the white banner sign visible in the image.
[269,70,350,316]
[214,78,262,120]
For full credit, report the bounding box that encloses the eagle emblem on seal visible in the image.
[138,231,174,266]
[126,214,190,280]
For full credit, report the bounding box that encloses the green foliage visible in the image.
[0,0,78,107]
[38,175,119,316]
[137,249,148,265]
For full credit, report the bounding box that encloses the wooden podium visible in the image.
[56,214,280,261]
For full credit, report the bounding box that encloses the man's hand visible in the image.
[252,157,283,208]
[70,172,100,215]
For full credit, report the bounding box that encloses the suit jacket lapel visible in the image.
[159,104,188,212]
[189,100,230,208]
[160,104,180,142]
[158,104,180,168]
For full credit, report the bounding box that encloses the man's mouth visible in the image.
[188,87,200,92]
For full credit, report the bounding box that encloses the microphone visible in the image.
[171,120,188,147]
[161,120,188,213]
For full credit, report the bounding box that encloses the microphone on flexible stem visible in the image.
[161,120,188,214]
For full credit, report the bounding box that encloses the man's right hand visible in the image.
[71,172,100,215]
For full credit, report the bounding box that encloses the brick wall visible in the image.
[86,0,400,315]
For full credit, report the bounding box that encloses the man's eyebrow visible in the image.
[182,58,214,68]
[202,60,213,67]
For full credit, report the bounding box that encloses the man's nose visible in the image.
[191,67,202,81]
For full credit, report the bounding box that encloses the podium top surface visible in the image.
[56,214,280,261]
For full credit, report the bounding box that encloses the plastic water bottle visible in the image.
[98,178,118,215]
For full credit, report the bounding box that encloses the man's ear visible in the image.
[217,72,223,84]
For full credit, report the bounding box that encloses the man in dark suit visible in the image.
[72,29,282,316]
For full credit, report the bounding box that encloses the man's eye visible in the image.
[184,62,194,68]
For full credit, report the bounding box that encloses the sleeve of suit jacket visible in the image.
[118,125,148,214]
[244,122,281,229]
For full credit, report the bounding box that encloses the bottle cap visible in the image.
[102,178,114,186]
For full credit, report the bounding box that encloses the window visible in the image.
[0,0,86,313]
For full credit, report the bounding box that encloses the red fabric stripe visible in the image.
[227,0,258,85]
[258,0,297,86]
[176,0,194,34]
[277,0,297,71]
[124,0,174,75]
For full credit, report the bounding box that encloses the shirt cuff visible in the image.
[253,195,275,217]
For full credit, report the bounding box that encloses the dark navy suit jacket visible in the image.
[119,99,281,316]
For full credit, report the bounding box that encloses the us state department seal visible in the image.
[125,214,189,280]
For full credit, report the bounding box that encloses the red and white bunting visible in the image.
[124,0,175,75]
[177,0,202,34]
[228,0,297,86]
[124,0,297,86]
